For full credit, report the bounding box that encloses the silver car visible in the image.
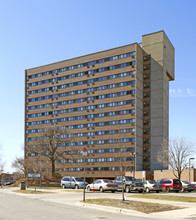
[61,176,88,189]
[143,180,162,193]
[181,181,195,192]
[86,179,118,193]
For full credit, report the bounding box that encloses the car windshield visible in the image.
[125,177,136,181]
[149,180,156,184]
[173,179,181,184]
[74,178,83,182]
[103,180,111,183]
[182,181,190,184]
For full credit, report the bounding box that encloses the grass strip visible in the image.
[83,198,183,214]
[12,190,52,194]
[60,189,83,193]
[131,194,196,203]
[42,187,61,190]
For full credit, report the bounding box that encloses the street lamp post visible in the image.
[130,152,137,178]
[83,155,86,201]
[82,146,88,202]
[189,158,195,182]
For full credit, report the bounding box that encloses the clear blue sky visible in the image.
[0,0,196,172]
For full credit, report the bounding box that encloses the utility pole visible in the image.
[82,147,88,201]
[189,158,194,182]
[130,152,137,178]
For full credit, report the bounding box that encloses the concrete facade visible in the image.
[25,31,175,178]
[142,31,175,170]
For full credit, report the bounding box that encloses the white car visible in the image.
[143,180,162,193]
[86,179,118,193]
[181,181,195,192]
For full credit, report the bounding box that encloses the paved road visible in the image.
[0,192,153,220]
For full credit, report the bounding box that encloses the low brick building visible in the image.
[0,173,15,185]
[126,168,196,182]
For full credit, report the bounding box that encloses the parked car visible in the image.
[113,176,144,193]
[61,177,88,189]
[86,179,118,193]
[143,180,162,193]
[3,181,11,185]
[156,179,182,192]
[181,181,195,192]
[0,180,15,186]
[191,182,196,190]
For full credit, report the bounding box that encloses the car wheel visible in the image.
[62,184,66,189]
[181,188,185,192]
[111,190,115,193]
[125,186,130,193]
[99,187,104,192]
[87,186,91,191]
[138,190,143,193]
[176,190,179,193]
[156,191,160,193]
[188,190,192,192]
[75,185,79,189]
[166,187,170,193]
[146,187,150,193]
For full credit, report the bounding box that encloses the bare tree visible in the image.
[26,127,74,176]
[156,138,169,168]
[157,137,193,180]
[0,145,6,187]
[115,129,133,201]
[12,145,28,178]
[116,148,126,201]
[0,145,5,169]
[12,156,26,176]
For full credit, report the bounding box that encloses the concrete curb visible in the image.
[76,200,196,219]
[76,201,189,219]
[76,201,152,218]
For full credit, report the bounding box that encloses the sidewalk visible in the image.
[2,187,196,219]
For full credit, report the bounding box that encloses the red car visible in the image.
[156,179,182,193]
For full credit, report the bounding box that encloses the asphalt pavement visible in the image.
[0,189,153,220]
[1,187,196,220]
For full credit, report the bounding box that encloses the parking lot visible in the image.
[1,186,196,219]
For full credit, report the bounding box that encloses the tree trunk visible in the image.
[51,160,55,174]
[178,171,181,180]
[121,172,125,201]
[172,169,178,179]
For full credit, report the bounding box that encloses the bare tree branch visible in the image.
[0,145,5,172]
[26,127,74,176]
[0,145,6,187]
[114,128,134,201]
[12,157,26,175]
[157,137,193,180]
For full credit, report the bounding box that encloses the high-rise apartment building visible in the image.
[25,31,174,179]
